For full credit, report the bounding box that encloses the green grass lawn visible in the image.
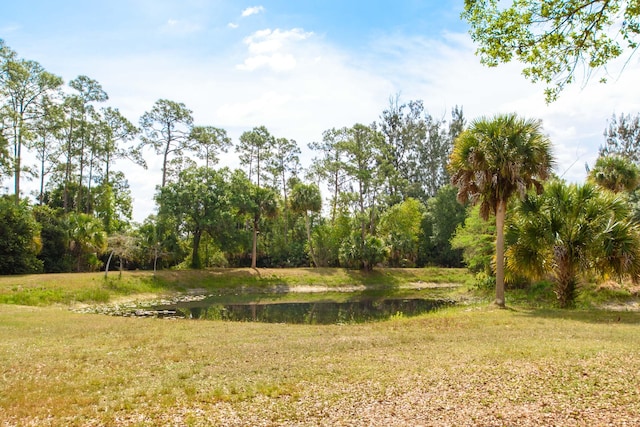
[1,269,639,425]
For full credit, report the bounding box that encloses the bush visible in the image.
[474,272,495,290]
[0,197,43,274]
[339,232,387,271]
[311,222,345,267]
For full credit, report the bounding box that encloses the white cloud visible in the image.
[237,53,297,71]
[237,28,313,71]
[362,30,640,183]
[245,28,311,53]
[241,6,265,17]
[228,22,239,29]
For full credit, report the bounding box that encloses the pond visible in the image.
[144,296,454,324]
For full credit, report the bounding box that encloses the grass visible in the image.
[158,266,472,289]
[0,272,166,306]
[0,304,639,425]
[0,267,473,307]
[1,268,640,425]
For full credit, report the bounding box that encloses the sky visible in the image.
[3,0,640,222]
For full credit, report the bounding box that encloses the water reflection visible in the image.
[153,298,453,324]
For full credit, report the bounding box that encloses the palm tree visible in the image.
[67,212,107,272]
[290,182,322,267]
[231,177,278,269]
[506,181,640,308]
[587,155,640,193]
[448,113,553,307]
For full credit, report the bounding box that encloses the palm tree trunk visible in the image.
[495,199,507,308]
[555,252,577,308]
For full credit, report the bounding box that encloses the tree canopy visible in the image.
[507,180,640,307]
[600,112,640,163]
[13,32,640,307]
[463,0,640,101]
[0,196,43,274]
[588,154,640,193]
[448,113,554,307]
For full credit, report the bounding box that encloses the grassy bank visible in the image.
[1,269,639,425]
[0,304,639,426]
[0,267,473,306]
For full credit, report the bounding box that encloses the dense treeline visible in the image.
[0,40,467,273]
[4,38,640,308]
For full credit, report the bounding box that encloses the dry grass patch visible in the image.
[596,279,640,296]
[1,304,639,425]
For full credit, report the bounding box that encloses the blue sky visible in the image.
[2,1,464,60]
[3,1,640,221]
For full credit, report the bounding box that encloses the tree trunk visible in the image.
[78,127,85,213]
[305,213,318,267]
[76,249,82,272]
[555,251,577,308]
[153,244,158,276]
[191,229,202,269]
[86,152,93,214]
[14,125,21,203]
[282,169,288,246]
[161,128,172,188]
[331,169,339,225]
[39,143,46,205]
[105,150,110,186]
[256,152,260,187]
[63,121,74,212]
[161,145,169,187]
[495,199,507,308]
[556,278,577,309]
[14,148,21,202]
[104,251,114,278]
[251,218,258,269]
